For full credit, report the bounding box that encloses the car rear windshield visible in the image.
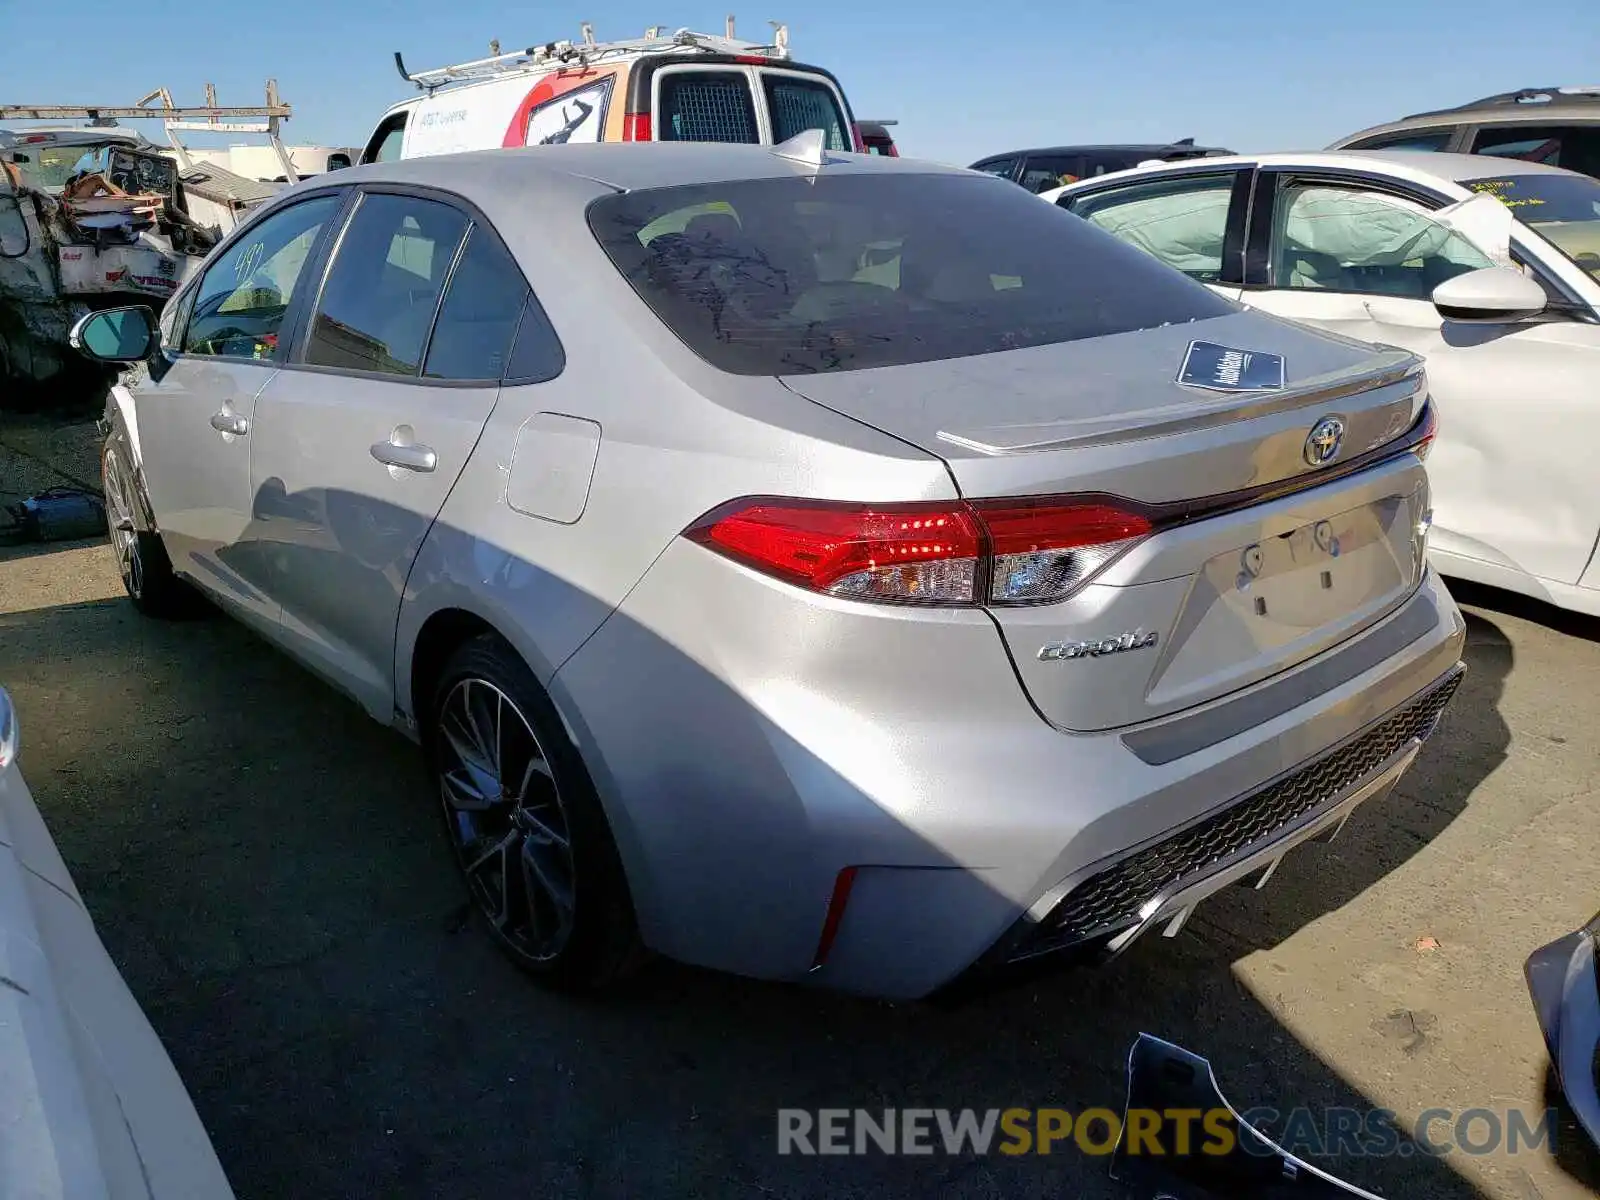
[1465,172,1600,282]
[586,172,1238,375]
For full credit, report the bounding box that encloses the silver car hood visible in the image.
[780,309,1412,464]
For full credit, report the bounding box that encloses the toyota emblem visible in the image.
[1304,416,1346,467]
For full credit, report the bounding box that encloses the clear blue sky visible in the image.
[3,0,1598,165]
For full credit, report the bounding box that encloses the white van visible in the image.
[357,24,862,164]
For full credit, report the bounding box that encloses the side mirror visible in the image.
[68,305,157,362]
[1431,266,1547,323]
[325,152,352,171]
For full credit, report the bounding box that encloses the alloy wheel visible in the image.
[436,676,576,962]
[102,447,144,599]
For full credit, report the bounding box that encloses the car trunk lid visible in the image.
[781,311,1433,730]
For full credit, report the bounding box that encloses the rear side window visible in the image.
[1471,125,1600,178]
[1081,152,1152,176]
[305,192,468,376]
[1019,156,1082,193]
[423,227,529,381]
[658,71,758,143]
[587,172,1237,375]
[762,74,849,151]
[972,157,1018,180]
[1073,173,1237,281]
[1347,129,1455,152]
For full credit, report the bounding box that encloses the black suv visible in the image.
[1330,86,1600,179]
[969,139,1233,194]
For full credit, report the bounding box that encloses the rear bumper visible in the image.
[977,664,1462,972]
[554,552,1466,1000]
[1526,915,1600,1151]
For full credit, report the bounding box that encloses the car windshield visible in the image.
[1465,172,1600,283]
[586,171,1237,375]
[10,144,106,192]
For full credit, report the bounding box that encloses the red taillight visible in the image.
[1413,401,1438,462]
[733,53,769,64]
[22,135,48,144]
[685,496,1153,606]
[688,499,984,604]
[974,500,1153,603]
[850,122,866,153]
[623,112,652,142]
[811,866,858,970]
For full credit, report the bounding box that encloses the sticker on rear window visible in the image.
[1177,341,1285,392]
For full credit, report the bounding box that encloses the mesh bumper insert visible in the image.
[1009,667,1463,962]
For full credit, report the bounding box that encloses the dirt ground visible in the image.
[2,416,1599,1199]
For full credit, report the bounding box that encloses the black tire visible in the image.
[100,429,200,618]
[426,632,643,991]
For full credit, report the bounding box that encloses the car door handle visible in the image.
[209,409,249,436]
[369,440,437,473]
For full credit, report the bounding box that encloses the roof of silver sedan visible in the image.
[326,141,973,195]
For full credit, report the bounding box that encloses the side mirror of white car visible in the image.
[1431,266,1548,324]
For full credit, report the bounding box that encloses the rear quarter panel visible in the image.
[395,167,956,718]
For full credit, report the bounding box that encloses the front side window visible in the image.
[1471,125,1600,178]
[1465,172,1600,283]
[1071,174,1237,281]
[183,193,343,359]
[587,172,1237,375]
[657,71,758,143]
[762,74,849,151]
[304,192,468,376]
[366,114,408,164]
[1270,184,1495,297]
[526,78,613,146]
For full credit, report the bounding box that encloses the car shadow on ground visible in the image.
[1444,579,1600,645]
[0,556,1511,1200]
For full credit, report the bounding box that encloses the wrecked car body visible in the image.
[0,87,293,403]
[0,131,211,395]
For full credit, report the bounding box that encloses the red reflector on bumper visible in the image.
[811,866,859,970]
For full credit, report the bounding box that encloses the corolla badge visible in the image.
[1038,630,1160,662]
[1303,415,1346,467]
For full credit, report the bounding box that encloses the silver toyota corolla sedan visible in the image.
[71,136,1467,1000]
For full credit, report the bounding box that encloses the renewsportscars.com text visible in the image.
[776,1106,1557,1158]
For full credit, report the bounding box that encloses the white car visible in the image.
[0,686,234,1197]
[1044,152,1600,616]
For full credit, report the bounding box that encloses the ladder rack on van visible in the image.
[395,22,791,93]
[0,82,301,183]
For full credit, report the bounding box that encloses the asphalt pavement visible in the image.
[1,419,1598,1199]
